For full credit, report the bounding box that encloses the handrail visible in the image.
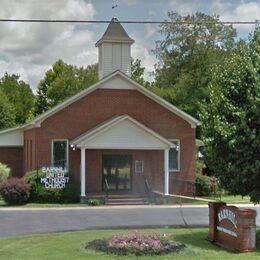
[104,177,109,204]
[144,177,151,198]
[104,178,109,190]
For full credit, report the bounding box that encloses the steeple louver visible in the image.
[95,17,134,79]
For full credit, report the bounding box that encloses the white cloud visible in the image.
[168,0,259,37]
[0,0,96,90]
[132,24,157,81]
[214,1,260,36]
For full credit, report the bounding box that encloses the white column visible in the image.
[80,148,86,197]
[164,148,169,195]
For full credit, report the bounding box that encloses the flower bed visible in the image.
[87,233,185,256]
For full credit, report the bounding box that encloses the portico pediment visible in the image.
[71,115,172,150]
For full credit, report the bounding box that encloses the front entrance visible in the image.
[102,154,132,191]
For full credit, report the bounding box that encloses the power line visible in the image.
[0,19,258,25]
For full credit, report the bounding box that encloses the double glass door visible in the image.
[102,154,132,191]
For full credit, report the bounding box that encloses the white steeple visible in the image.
[95,17,135,79]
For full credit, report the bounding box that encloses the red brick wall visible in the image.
[82,149,164,194]
[0,147,23,176]
[24,89,196,195]
[24,128,36,173]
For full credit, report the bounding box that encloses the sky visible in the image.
[0,0,259,91]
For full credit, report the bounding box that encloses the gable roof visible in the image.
[95,17,134,47]
[71,115,173,149]
[21,70,200,130]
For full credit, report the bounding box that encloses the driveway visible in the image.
[0,205,259,237]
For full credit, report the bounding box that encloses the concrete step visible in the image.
[106,196,149,205]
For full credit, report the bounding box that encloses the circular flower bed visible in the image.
[86,233,185,256]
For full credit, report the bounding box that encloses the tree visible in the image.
[153,12,237,119]
[0,89,16,130]
[0,74,34,125]
[34,60,98,115]
[200,27,260,203]
[131,59,151,87]
[34,59,151,116]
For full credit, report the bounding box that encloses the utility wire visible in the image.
[0,19,258,25]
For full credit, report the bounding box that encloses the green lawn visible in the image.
[0,228,259,259]
[0,194,253,208]
[201,194,251,204]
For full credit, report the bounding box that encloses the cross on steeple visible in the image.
[112,0,119,17]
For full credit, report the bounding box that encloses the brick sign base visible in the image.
[208,202,256,253]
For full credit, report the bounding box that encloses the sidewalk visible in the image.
[0,203,258,211]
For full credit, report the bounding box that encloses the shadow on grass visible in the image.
[173,229,224,252]
[173,228,260,254]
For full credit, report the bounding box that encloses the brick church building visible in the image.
[0,18,200,199]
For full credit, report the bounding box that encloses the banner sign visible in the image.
[40,167,69,189]
[217,208,238,237]
[208,202,256,253]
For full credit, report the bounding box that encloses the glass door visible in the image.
[102,154,132,191]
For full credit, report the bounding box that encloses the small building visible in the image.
[0,18,200,199]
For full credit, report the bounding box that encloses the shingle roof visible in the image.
[95,17,134,47]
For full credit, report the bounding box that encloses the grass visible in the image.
[151,194,252,206]
[201,194,251,204]
[0,228,260,259]
[0,194,252,208]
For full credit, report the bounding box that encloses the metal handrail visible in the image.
[104,178,110,203]
[144,177,152,198]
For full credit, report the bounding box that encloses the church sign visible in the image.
[40,167,69,189]
[208,202,256,252]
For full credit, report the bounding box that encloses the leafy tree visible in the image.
[34,60,98,115]
[200,27,260,203]
[34,58,151,116]
[131,59,151,87]
[0,89,16,130]
[0,74,34,125]
[153,12,237,119]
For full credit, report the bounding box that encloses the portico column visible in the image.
[164,148,169,195]
[80,148,86,197]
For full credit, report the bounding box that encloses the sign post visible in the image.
[208,202,256,252]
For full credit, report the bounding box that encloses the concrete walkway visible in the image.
[0,204,259,238]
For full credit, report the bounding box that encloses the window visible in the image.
[52,140,68,170]
[169,140,180,172]
[135,161,144,173]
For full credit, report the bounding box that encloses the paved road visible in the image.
[0,205,259,238]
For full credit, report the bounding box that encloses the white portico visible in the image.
[70,115,172,198]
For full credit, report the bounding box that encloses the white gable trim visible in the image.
[0,126,24,146]
[71,115,172,150]
[17,70,200,128]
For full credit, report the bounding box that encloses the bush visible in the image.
[0,163,11,182]
[87,233,185,256]
[196,175,216,196]
[25,170,80,203]
[86,198,104,206]
[0,177,31,205]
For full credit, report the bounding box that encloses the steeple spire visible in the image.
[95,17,135,79]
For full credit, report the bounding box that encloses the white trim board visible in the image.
[0,70,201,139]
[26,71,200,128]
[71,115,173,150]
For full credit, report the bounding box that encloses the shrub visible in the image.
[195,175,215,196]
[86,198,104,206]
[0,163,11,182]
[0,177,31,205]
[25,170,80,203]
[87,233,185,256]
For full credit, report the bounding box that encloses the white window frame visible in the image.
[51,139,69,171]
[135,160,144,173]
[169,139,180,172]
